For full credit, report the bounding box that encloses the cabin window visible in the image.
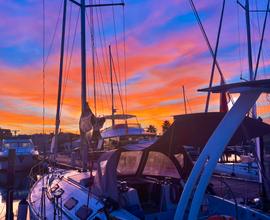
[64,197,78,210]
[143,151,180,178]
[103,137,119,150]
[21,142,32,147]
[3,143,18,148]
[117,151,143,175]
[3,142,32,148]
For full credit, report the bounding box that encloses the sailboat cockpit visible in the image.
[88,135,194,219]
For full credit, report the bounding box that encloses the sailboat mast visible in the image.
[80,0,88,171]
[66,0,124,171]
[54,0,67,154]
[245,0,257,117]
[182,85,187,114]
[245,0,254,82]
[244,0,261,183]
[109,45,115,127]
[81,0,87,112]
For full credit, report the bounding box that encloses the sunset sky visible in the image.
[0,0,270,134]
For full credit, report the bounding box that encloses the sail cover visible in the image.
[92,150,119,201]
[79,102,94,133]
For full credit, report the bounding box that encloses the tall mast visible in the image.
[245,0,261,183]
[204,0,225,113]
[81,0,87,113]
[182,85,187,114]
[90,5,97,115]
[109,45,115,127]
[66,0,124,171]
[245,0,254,82]
[54,0,67,154]
[80,0,88,171]
[245,0,257,118]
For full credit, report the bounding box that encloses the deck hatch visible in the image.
[64,197,78,210]
[75,205,93,220]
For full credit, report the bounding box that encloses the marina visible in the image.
[1,0,270,219]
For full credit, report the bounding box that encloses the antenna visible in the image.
[109,45,116,127]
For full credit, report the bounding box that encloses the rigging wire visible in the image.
[60,1,72,119]
[250,2,257,76]
[204,0,226,113]
[189,0,225,83]
[97,1,113,92]
[112,55,125,115]
[63,2,73,76]
[60,7,80,118]
[41,1,47,218]
[87,0,97,115]
[237,2,244,80]
[95,2,109,67]
[254,0,270,80]
[95,68,104,114]
[111,0,123,97]
[94,49,111,109]
[189,0,234,106]
[86,1,110,115]
[95,2,112,106]
[91,1,126,116]
[44,0,64,68]
[255,0,267,77]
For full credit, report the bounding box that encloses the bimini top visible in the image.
[149,112,270,153]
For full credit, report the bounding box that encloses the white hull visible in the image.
[28,170,138,220]
[215,162,258,181]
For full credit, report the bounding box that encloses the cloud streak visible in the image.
[0,0,270,134]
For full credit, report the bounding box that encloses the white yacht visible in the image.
[101,114,156,151]
[0,138,39,171]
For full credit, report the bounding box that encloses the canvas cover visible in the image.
[149,112,270,154]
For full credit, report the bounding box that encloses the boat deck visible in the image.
[210,175,260,202]
[48,153,266,204]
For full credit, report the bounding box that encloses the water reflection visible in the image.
[0,170,32,219]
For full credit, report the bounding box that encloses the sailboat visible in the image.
[100,45,156,151]
[28,81,270,219]
[28,0,270,219]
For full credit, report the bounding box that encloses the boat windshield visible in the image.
[143,151,180,178]
[117,151,143,175]
[3,142,33,148]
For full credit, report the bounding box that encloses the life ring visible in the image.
[208,215,235,220]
